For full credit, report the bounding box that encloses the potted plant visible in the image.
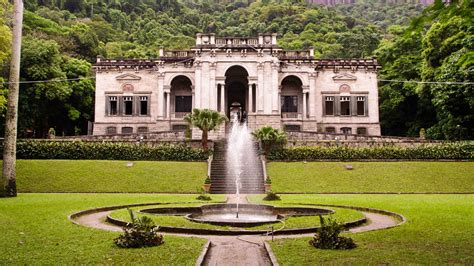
[264,177,272,193]
[203,177,212,193]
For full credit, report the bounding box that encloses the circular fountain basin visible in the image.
[140,203,334,227]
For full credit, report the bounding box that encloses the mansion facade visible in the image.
[93,33,381,138]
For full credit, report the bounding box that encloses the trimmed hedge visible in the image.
[6,141,208,161]
[268,142,474,161]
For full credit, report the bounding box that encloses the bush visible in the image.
[114,209,164,248]
[263,191,280,201]
[4,140,208,161]
[196,188,212,201]
[269,142,474,161]
[309,216,356,250]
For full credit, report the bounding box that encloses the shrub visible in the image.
[4,140,208,161]
[114,209,164,248]
[196,188,212,201]
[269,142,473,161]
[263,191,280,201]
[309,216,356,250]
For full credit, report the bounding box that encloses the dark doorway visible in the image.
[225,66,248,118]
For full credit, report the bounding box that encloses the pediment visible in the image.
[116,73,142,81]
[332,73,357,81]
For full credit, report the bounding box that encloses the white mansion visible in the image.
[93,33,381,138]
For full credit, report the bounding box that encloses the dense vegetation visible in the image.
[6,140,208,160]
[0,0,471,140]
[268,142,474,160]
[376,0,473,139]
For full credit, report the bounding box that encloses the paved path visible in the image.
[350,211,398,233]
[203,236,271,266]
[70,196,401,265]
[74,210,122,232]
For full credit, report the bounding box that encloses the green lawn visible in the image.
[0,193,225,265]
[109,203,364,231]
[249,194,474,264]
[14,160,207,193]
[268,161,474,193]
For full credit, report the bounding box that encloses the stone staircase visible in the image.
[209,141,265,194]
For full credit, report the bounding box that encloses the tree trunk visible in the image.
[201,130,208,152]
[1,0,23,197]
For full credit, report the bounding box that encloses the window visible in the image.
[108,96,118,115]
[281,96,298,113]
[121,127,133,134]
[325,127,335,133]
[172,124,188,131]
[106,126,117,135]
[137,126,148,133]
[139,96,148,115]
[284,125,301,132]
[340,96,351,116]
[123,96,133,115]
[324,96,334,115]
[175,96,192,113]
[341,127,352,135]
[357,127,367,135]
[357,96,366,116]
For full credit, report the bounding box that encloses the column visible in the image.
[166,90,171,119]
[220,83,225,114]
[271,62,279,113]
[194,61,202,108]
[157,73,165,119]
[248,83,253,113]
[309,73,316,119]
[257,64,264,113]
[209,62,216,110]
[302,92,307,120]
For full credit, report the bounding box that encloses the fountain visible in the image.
[226,114,259,219]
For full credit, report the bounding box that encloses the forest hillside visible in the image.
[0,0,471,139]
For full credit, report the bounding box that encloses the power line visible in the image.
[0,76,472,85]
[378,79,474,85]
[0,77,95,85]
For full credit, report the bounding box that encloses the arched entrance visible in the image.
[225,66,248,120]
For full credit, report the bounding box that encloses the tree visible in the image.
[184,108,227,152]
[1,0,23,197]
[252,126,287,156]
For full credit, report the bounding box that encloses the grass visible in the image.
[14,160,207,193]
[248,194,474,264]
[109,203,364,231]
[267,161,474,193]
[0,193,226,265]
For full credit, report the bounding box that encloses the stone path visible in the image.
[349,211,398,233]
[69,195,402,265]
[203,236,272,266]
[74,210,122,232]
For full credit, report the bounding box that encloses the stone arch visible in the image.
[279,73,307,87]
[224,65,249,119]
[170,75,193,118]
[167,73,195,87]
[280,75,303,116]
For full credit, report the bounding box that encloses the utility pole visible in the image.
[1,0,24,197]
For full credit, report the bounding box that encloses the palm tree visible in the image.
[184,109,227,152]
[252,126,287,156]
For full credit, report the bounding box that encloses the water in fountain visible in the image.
[226,115,259,219]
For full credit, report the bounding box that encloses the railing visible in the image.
[286,131,437,143]
[53,130,186,141]
[279,50,311,59]
[281,112,301,119]
[215,37,260,46]
[173,112,190,119]
[162,51,193,58]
